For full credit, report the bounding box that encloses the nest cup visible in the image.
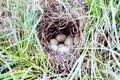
[36,0,87,74]
[37,18,84,73]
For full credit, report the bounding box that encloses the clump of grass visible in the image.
[0,0,52,80]
[0,0,120,80]
[66,0,120,80]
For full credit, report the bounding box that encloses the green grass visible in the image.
[0,0,120,80]
[0,0,52,80]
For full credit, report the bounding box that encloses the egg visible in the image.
[56,34,66,42]
[58,45,69,53]
[58,44,64,48]
[64,36,73,46]
[74,37,78,45]
[51,45,58,51]
[50,39,58,45]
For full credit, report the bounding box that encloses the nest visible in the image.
[37,0,88,74]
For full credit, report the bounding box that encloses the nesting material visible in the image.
[37,19,85,74]
[37,0,87,74]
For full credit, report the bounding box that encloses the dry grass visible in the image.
[37,0,87,75]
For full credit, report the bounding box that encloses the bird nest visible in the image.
[36,0,88,74]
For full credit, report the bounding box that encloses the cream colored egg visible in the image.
[56,34,66,42]
[50,39,58,45]
[74,37,78,45]
[51,45,58,51]
[64,36,73,46]
[58,46,69,53]
[58,44,64,48]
